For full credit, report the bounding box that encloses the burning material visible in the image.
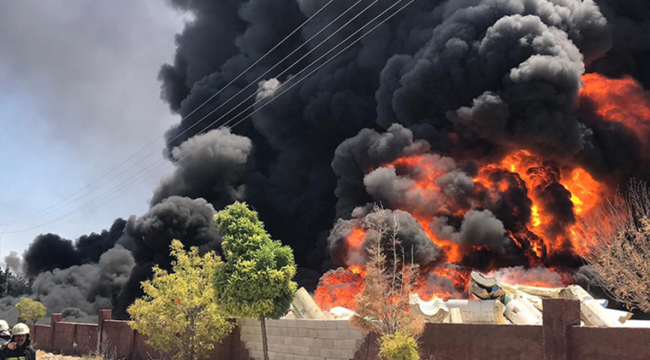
[320,135,619,311]
[469,271,632,327]
[313,268,364,311]
[291,287,326,320]
[295,270,638,328]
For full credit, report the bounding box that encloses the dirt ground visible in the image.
[36,350,84,360]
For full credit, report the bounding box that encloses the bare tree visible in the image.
[350,205,425,341]
[579,179,650,312]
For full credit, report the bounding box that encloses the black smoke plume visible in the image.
[22,219,126,278]
[16,0,650,315]
[151,0,650,290]
[113,196,221,319]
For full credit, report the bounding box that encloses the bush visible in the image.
[379,331,420,360]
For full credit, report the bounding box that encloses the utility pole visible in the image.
[0,225,4,297]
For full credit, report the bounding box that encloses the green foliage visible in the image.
[0,268,31,297]
[213,202,297,320]
[15,297,46,324]
[127,240,232,360]
[379,331,420,360]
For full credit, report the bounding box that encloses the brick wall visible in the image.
[25,299,650,360]
[238,319,364,360]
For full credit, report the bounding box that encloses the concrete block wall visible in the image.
[238,319,365,360]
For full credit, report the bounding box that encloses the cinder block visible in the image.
[347,329,364,340]
[320,348,331,357]
[321,338,334,348]
[249,349,263,359]
[329,348,342,358]
[308,320,324,329]
[297,345,311,355]
[335,321,352,330]
[316,321,333,329]
[298,337,314,347]
[309,346,320,356]
[283,319,298,328]
[266,319,281,327]
[341,338,358,349]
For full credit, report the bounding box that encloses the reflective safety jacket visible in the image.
[0,337,36,360]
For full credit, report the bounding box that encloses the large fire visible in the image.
[314,73,650,312]
[581,73,650,147]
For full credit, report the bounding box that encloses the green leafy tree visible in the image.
[15,297,46,325]
[128,240,232,360]
[214,202,297,360]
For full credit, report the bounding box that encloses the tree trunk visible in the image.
[260,316,269,360]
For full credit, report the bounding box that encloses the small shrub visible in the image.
[379,331,420,360]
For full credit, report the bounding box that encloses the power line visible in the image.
[1,0,377,231]
[1,0,417,234]
[0,0,339,227]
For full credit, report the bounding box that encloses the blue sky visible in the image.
[0,1,187,260]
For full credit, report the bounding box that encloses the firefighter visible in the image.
[0,321,9,347]
[0,323,36,360]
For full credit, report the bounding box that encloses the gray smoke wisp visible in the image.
[3,252,22,276]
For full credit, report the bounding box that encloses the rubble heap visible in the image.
[289,271,641,328]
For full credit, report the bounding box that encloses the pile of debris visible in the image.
[408,271,632,327]
[288,271,641,328]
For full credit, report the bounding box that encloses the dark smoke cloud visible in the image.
[151,128,253,207]
[591,0,650,88]
[333,123,430,218]
[9,0,648,320]
[30,247,134,323]
[23,234,80,278]
[61,308,94,323]
[433,210,512,254]
[156,0,452,278]
[76,218,128,264]
[22,219,127,278]
[147,0,650,300]
[362,153,474,214]
[475,169,533,231]
[114,196,221,319]
[378,0,611,160]
[0,297,18,325]
[328,207,441,267]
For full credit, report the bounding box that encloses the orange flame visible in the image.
[581,73,650,145]
[313,268,364,311]
[312,74,650,309]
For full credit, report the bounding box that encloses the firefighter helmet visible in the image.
[0,320,9,331]
[11,323,30,336]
